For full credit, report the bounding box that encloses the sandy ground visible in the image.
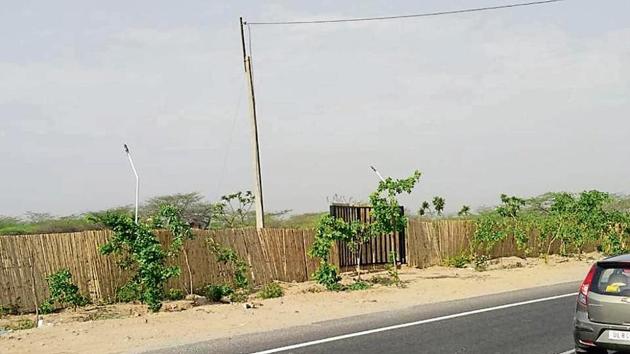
[0,254,599,354]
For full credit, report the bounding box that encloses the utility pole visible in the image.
[240,17,265,229]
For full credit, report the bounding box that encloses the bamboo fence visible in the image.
[1,220,592,312]
[0,228,319,312]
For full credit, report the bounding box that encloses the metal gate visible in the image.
[330,204,406,267]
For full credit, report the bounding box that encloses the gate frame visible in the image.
[329,204,406,267]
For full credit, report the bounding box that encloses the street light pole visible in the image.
[123,144,139,224]
[370,165,386,182]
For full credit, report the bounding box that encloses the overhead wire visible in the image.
[245,0,567,26]
[235,0,570,202]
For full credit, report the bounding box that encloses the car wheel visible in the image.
[575,345,607,354]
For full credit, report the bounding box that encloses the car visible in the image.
[574,254,630,353]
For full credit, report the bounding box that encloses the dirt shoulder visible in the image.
[0,254,598,354]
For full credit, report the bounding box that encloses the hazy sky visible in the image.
[1,0,629,217]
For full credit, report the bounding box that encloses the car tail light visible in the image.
[578,264,597,305]
[578,339,596,347]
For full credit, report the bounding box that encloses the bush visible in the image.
[116,283,140,303]
[368,275,396,286]
[471,191,630,260]
[229,290,249,303]
[312,262,341,290]
[207,239,250,291]
[6,319,35,331]
[444,254,470,268]
[90,212,180,312]
[0,304,19,317]
[345,281,371,291]
[200,284,233,302]
[41,269,89,312]
[473,255,489,272]
[0,215,101,236]
[166,288,184,301]
[259,283,284,299]
[39,301,54,315]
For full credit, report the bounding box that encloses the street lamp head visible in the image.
[123,144,129,154]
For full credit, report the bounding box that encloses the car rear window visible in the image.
[592,263,630,297]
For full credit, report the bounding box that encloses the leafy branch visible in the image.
[152,205,195,295]
[89,212,179,312]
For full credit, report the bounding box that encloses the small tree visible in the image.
[369,170,422,272]
[432,196,445,216]
[458,205,471,217]
[473,194,529,256]
[40,269,89,314]
[342,220,374,279]
[143,192,213,229]
[309,215,346,290]
[210,191,255,228]
[207,241,249,290]
[89,212,180,312]
[418,201,431,216]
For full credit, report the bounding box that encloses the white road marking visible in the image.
[251,292,578,354]
[557,350,575,354]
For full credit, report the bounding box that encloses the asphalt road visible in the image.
[144,282,584,354]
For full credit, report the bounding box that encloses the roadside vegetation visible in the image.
[426,191,630,271]
[0,192,324,236]
[4,184,630,321]
[0,195,311,321]
[258,283,284,299]
[474,191,629,260]
[0,213,99,236]
[85,204,262,312]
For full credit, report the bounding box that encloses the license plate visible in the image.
[609,330,630,341]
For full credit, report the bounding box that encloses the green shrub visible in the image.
[201,284,233,302]
[312,261,341,290]
[39,301,54,315]
[474,255,489,272]
[444,254,470,268]
[116,283,140,303]
[90,212,180,312]
[368,275,396,286]
[207,239,250,290]
[6,319,35,331]
[166,288,184,301]
[345,281,371,291]
[42,269,89,312]
[0,304,19,317]
[0,225,31,235]
[259,283,284,299]
[0,215,101,236]
[230,290,249,303]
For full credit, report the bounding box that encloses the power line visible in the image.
[246,0,567,26]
